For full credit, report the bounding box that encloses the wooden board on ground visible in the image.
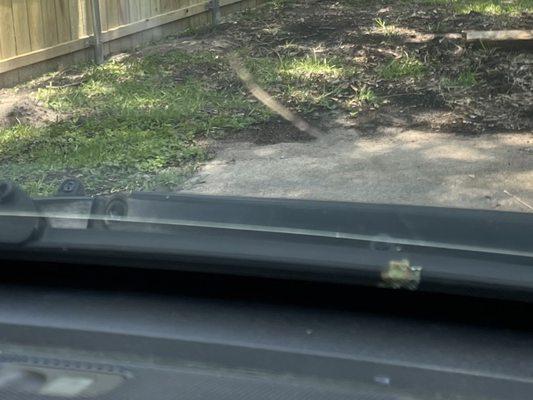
[465,30,533,48]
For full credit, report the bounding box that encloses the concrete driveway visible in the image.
[183,119,533,213]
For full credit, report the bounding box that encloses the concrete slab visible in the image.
[183,122,533,213]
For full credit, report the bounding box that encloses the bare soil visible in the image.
[223,120,316,145]
[0,89,62,128]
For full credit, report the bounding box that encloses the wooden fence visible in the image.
[0,0,260,87]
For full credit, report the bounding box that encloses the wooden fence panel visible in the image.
[55,0,72,43]
[41,0,59,47]
[0,0,17,59]
[106,0,119,30]
[118,0,130,25]
[1,0,263,86]
[140,0,151,19]
[150,0,160,18]
[26,0,46,50]
[12,0,32,55]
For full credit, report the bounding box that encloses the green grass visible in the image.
[420,0,533,14]
[0,50,271,196]
[441,70,478,88]
[246,54,360,111]
[379,54,427,80]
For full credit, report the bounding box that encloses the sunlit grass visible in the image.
[278,55,345,79]
[379,54,427,80]
[420,0,533,14]
[1,50,271,195]
[245,53,360,112]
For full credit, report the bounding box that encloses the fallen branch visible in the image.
[228,54,323,137]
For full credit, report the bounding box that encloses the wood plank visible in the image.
[100,0,209,42]
[150,0,160,17]
[118,0,130,25]
[69,0,81,39]
[41,0,59,47]
[169,0,179,11]
[465,30,533,42]
[85,0,94,35]
[130,0,141,22]
[26,0,45,50]
[14,57,54,83]
[0,0,17,58]
[0,37,91,73]
[140,0,151,18]
[55,0,72,43]
[177,0,190,29]
[99,0,108,31]
[106,0,119,29]
[69,0,91,39]
[162,0,175,12]
[141,0,154,43]
[11,0,32,55]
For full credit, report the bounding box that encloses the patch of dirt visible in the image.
[0,89,62,128]
[385,90,448,109]
[222,120,316,145]
[137,38,236,57]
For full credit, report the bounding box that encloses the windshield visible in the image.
[0,1,532,218]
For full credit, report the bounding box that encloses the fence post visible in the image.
[90,0,104,64]
[211,0,221,25]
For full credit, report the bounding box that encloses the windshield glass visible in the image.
[0,0,532,212]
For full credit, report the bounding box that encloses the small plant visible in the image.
[374,18,400,36]
[270,0,289,10]
[358,86,378,103]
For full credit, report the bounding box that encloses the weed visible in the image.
[374,18,400,36]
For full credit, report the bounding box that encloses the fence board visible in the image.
[26,0,45,50]
[85,0,94,35]
[141,0,151,18]
[118,0,129,25]
[106,0,119,29]
[41,0,59,47]
[98,0,108,31]
[130,0,141,22]
[12,0,32,55]
[0,37,90,73]
[151,0,160,17]
[0,0,17,58]
[55,0,72,43]
[69,1,81,39]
